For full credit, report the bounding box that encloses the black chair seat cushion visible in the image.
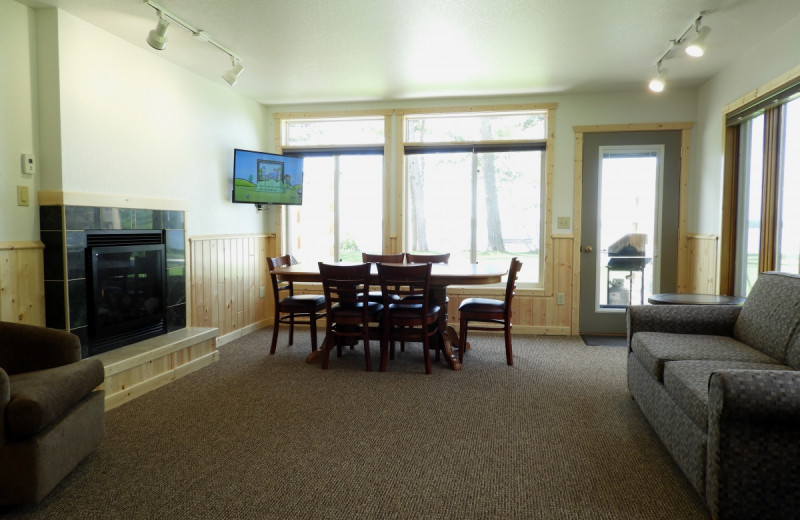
[459,297,505,314]
[279,294,326,311]
[6,358,105,438]
[387,303,441,321]
[330,301,383,319]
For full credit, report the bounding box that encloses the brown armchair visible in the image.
[0,321,105,505]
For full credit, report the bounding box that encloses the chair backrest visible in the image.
[377,263,432,315]
[504,257,523,308]
[318,262,372,311]
[267,255,293,299]
[362,252,406,263]
[406,252,450,264]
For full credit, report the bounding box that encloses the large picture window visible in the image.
[723,80,800,296]
[279,115,387,263]
[402,110,549,286]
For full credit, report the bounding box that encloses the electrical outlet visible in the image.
[259,286,266,299]
[557,216,570,229]
[556,292,565,305]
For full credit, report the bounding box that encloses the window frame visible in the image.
[274,111,392,259]
[395,104,556,294]
[721,73,800,295]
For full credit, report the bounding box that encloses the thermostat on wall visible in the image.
[21,153,35,175]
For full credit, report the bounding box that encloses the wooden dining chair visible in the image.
[377,262,441,374]
[267,255,326,355]
[361,252,406,303]
[457,257,522,366]
[406,252,450,264]
[318,262,383,371]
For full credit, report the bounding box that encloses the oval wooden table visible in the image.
[271,262,508,370]
[647,293,746,305]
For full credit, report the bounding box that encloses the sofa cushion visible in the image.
[631,332,781,381]
[6,358,104,438]
[734,271,800,363]
[663,360,793,430]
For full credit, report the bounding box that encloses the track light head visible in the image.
[685,26,710,57]
[147,14,169,50]
[649,64,666,93]
[222,60,244,86]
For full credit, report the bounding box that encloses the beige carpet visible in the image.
[2,330,709,519]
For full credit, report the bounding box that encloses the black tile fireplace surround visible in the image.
[40,205,186,358]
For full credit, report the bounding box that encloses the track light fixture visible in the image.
[685,20,711,58]
[222,59,245,86]
[143,0,243,87]
[647,12,710,93]
[649,62,666,93]
[146,13,169,50]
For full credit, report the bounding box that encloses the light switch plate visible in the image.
[17,186,30,206]
[557,216,570,229]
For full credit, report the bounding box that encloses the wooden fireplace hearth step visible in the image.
[93,326,219,411]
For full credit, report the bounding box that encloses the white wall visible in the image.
[694,11,800,235]
[265,88,699,234]
[16,7,275,239]
[0,2,39,242]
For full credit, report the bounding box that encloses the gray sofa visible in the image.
[0,322,105,505]
[627,271,800,520]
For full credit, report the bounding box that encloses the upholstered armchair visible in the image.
[0,322,105,505]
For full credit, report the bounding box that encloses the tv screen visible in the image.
[232,149,304,206]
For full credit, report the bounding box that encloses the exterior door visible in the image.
[579,131,681,334]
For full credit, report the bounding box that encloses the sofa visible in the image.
[627,271,800,520]
[0,321,105,505]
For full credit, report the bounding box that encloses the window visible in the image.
[402,110,550,286]
[723,79,800,296]
[279,116,386,263]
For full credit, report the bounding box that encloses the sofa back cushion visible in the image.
[734,271,800,363]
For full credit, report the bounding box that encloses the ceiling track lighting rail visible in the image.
[648,12,709,93]
[144,0,244,86]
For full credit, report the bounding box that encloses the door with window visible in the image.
[579,131,681,334]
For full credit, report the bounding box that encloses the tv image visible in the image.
[232,149,304,206]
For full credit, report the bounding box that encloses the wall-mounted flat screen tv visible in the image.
[232,149,304,206]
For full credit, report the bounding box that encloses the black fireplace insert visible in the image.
[86,231,167,356]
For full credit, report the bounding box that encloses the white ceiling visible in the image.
[21,0,800,106]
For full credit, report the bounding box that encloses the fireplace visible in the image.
[40,204,186,359]
[86,231,167,356]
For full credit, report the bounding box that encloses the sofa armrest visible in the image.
[0,368,9,446]
[706,369,800,520]
[0,322,82,375]
[626,304,741,350]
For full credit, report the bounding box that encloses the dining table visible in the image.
[271,261,508,370]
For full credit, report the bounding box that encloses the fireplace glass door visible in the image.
[88,243,166,355]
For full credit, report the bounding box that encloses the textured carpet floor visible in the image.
[2,331,709,519]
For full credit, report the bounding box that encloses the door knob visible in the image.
[582,246,593,253]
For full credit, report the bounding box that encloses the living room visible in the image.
[2,1,800,518]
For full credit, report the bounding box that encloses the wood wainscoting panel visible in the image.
[0,242,45,326]
[189,235,277,345]
[683,234,719,294]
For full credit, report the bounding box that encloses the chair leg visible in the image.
[422,333,432,375]
[270,311,281,354]
[288,315,295,346]
[458,316,468,363]
[504,324,513,366]
[322,325,334,369]
[309,314,318,352]
[380,328,389,372]
[363,336,372,372]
